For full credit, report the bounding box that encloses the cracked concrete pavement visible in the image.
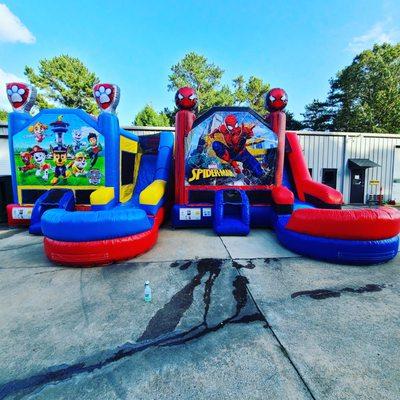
[0,226,399,399]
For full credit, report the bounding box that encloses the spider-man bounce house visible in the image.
[172,87,400,265]
[5,82,400,266]
[6,82,173,265]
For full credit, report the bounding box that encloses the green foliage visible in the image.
[134,52,301,128]
[24,55,99,114]
[161,107,176,126]
[331,43,400,133]
[303,43,400,133]
[232,75,270,114]
[167,52,272,114]
[285,111,303,130]
[168,52,232,111]
[0,109,7,122]
[302,100,334,131]
[134,104,171,126]
[262,109,303,131]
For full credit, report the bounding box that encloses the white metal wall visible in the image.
[297,131,400,203]
[298,133,345,189]
[0,123,10,175]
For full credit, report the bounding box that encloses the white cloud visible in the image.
[0,68,26,111]
[0,3,35,44]
[348,21,399,53]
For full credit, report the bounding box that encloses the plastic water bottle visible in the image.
[144,281,152,302]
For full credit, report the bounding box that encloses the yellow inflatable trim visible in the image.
[90,187,115,205]
[120,136,138,153]
[139,180,167,206]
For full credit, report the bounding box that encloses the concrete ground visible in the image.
[0,225,399,399]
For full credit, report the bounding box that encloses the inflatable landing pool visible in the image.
[276,206,400,264]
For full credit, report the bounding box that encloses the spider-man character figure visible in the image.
[210,114,263,177]
[175,87,198,111]
[265,88,288,112]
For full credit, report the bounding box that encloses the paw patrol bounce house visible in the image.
[6,82,173,265]
[172,87,400,264]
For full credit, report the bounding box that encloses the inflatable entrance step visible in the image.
[213,189,250,236]
[29,189,75,236]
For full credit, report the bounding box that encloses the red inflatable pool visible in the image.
[285,207,400,240]
[44,208,165,267]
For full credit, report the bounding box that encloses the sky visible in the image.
[0,0,399,125]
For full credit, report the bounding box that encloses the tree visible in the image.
[168,52,234,111]
[24,55,100,114]
[285,111,303,130]
[161,107,177,126]
[302,99,334,131]
[232,75,270,114]
[0,109,7,122]
[233,76,303,128]
[167,52,302,129]
[303,43,400,133]
[167,52,278,118]
[134,104,170,126]
[330,43,400,133]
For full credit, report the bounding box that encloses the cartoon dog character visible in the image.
[49,144,71,185]
[68,152,87,176]
[71,129,85,152]
[30,145,51,181]
[28,122,48,143]
[18,151,35,172]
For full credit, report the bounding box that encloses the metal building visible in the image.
[296,131,400,204]
[1,122,399,205]
[0,123,8,175]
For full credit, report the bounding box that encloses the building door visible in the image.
[350,169,365,203]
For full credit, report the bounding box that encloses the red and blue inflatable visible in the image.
[172,87,400,265]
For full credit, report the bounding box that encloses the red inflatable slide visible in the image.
[274,130,400,264]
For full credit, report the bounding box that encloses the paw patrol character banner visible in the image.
[12,114,105,187]
[185,108,278,186]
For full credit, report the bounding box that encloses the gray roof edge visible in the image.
[348,158,381,168]
[0,122,398,137]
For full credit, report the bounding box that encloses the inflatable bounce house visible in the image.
[6,82,173,265]
[172,87,400,264]
[5,81,400,266]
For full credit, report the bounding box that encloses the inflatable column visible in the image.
[265,88,288,187]
[265,88,294,213]
[6,82,38,225]
[174,87,197,204]
[92,83,121,205]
